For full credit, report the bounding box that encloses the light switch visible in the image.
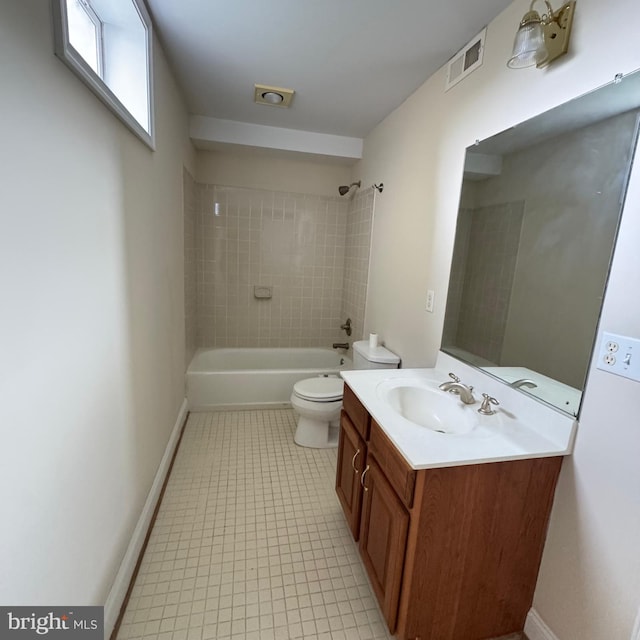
[596,331,640,382]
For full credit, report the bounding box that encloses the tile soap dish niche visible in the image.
[254,286,272,299]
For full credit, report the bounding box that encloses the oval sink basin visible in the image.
[376,378,484,435]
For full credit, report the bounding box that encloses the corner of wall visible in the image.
[525,608,560,640]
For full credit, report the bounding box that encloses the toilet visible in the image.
[291,340,400,448]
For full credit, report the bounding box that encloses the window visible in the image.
[52,0,155,148]
[65,0,102,75]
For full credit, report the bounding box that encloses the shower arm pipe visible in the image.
[338,181,361,196]
[337,181,384,196]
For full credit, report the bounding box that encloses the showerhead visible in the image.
[338,180,361,197]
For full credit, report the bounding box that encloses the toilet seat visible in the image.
[293,377,344,402]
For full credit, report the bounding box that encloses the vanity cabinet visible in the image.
[336,383,564,640]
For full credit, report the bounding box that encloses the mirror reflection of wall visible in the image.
[443,93,640,414]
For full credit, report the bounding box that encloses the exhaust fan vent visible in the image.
[445,28,486,91]
[254,84,295,107]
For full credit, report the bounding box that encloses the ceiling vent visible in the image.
[445,28,487,91]
[254,84,295,107]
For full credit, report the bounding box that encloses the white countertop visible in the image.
[341,354,577,470]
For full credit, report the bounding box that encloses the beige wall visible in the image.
[196,148,353,197]
[356,0,640,637]
[0,0,195,616]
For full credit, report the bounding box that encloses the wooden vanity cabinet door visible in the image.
[336,411,366,540]
[359,454,409,634]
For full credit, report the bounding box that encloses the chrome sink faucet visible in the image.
[510,378,538,389]
[439,373,476,404]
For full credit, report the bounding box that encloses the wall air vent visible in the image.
[445,28,487,91]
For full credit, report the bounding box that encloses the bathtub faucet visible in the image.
[332,342,350,350]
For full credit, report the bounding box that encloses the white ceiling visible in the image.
[146,0,515,145]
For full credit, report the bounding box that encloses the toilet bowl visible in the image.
[291,377,344,448]
[291,341,400,448]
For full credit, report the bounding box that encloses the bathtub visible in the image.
[187,347,353,410]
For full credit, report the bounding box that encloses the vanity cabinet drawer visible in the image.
[369,419,416,509]
[343,383,370,440]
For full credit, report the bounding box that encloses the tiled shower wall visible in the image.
[341,188,375,345]
[441,207,472,350]
[188,184,374,349]
[183,169,198,365]
[453,201,524,364]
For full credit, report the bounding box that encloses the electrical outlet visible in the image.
[426,290,435,313]
[606,340,619,353]
[596,331,640,382]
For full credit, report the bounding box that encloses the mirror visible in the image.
[442,70,640,416]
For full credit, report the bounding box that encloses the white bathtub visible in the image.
[187,347,353,410]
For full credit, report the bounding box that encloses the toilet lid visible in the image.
[294,377,344,402]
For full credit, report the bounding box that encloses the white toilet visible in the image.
[291,340,400,448]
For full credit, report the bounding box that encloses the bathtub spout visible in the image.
[332,343,349,350]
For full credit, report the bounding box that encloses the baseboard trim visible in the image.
[525,608,560,640]
[190,401,291,412]
[103,398,189,639]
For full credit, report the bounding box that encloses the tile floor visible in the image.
[116,409,394,640]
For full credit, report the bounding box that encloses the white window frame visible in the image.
[51,0,155,149]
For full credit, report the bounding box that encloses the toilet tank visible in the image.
[352,340,400,370]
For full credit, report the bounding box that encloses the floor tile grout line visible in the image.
[116,408,393,640]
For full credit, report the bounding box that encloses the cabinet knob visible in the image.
[360,465,370,491]
[351,449,361,473]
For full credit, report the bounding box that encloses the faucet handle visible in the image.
[478,393,499,415]
[447,372,461,383]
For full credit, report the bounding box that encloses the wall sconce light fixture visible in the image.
[507,0,576,69]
